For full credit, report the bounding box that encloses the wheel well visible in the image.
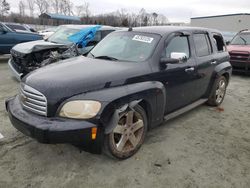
[138,100,152,128]
[222,72,230,85]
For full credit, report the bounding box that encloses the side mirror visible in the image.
[160,57,179,65]
[170,52,188,62]
[160,52,188,67]
[0,27,7,34]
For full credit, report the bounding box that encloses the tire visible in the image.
[207,76,228,106]
[103,105,148,159]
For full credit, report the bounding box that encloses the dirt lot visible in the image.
[0,59,249,188]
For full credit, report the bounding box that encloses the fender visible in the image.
[205,61,232,97]
[64,81,166,131]
[214,61,232,77]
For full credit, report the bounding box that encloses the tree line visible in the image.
[0,0,169,27]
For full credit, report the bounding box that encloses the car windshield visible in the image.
[230,33,250,45]
[88,31,160,62]
[47,26,81,44]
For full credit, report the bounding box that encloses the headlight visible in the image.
[59,100,101,119]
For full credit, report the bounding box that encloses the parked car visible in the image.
[0,22,42,54]
[221,31,236,44]
[2,22,33,33]
[8,25,117,80]
[6,26,232,159]
[38,27,57,39]
[227,30,250,74]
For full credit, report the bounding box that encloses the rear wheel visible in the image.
[104,105,147,159]
[207,76,227,106]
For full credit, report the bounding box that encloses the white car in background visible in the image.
[38,27,58,39]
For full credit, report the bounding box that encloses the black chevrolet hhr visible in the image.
[6,26,232,159]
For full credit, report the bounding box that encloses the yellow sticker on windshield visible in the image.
[132,35,154,43]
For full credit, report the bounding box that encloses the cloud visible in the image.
[6,0,250,22]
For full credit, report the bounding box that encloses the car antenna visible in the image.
[128,27,133,31]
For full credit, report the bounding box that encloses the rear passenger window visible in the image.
[213,34,226,52]
[193,34,212,57]
[164,36,190,59]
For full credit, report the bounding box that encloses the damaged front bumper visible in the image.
[8,58,23,81]
[5,96,104,154]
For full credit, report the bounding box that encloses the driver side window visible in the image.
[163,35,190,59]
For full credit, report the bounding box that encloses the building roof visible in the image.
[40,13,81,22]
[191,13,250,20]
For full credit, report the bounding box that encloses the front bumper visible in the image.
[5,96,104,154]
[230,60,250,74]
[8,58,23,81]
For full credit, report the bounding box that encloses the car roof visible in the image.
[2,22,24,26]
[120,26,221,36]
[60,25,117,31]
[240,30,250,34]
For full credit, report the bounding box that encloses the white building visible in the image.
[191,13,250,32]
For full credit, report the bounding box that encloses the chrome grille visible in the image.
[20,84,47,116]
[229,51,250,62]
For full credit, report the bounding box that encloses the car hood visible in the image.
[23,56,150,104]
[12,40,67,54]
[227,45,250,53]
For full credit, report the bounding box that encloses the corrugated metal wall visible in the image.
[191,14,250,32]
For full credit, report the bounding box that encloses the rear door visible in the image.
[192,32,215,99]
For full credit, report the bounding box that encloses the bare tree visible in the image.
[157,14,168,25]
[35,0,49,15]
[27,0,35,17]
[152,12,158,25]
[75,1,90,17]
[0,0,10,17]
[51,0,60,14]
[19,0,25,16]
[138,8,146,26]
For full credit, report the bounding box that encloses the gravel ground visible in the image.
[0,60,249,188]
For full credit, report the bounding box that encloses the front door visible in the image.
[157,33,199,114]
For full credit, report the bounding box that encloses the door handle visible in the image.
[211,61,217,65]
[185,67,195,72]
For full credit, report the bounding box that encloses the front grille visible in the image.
[229,51,250,62]
[20,84,47,116]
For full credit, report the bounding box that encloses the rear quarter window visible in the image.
[213,34,226,52]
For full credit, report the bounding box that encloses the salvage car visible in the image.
[6,26,232,159]
[0,22,42,54]
[227,29,250,74]
[8,25,117,80]
[38,27,57,39]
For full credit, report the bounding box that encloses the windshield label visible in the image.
[132,35,154,43]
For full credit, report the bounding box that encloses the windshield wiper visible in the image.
[95,55,118,61]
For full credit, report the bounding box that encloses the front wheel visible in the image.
[104,105,148,159]
[207,76,228,106]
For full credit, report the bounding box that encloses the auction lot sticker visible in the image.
[132,35,154,43]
